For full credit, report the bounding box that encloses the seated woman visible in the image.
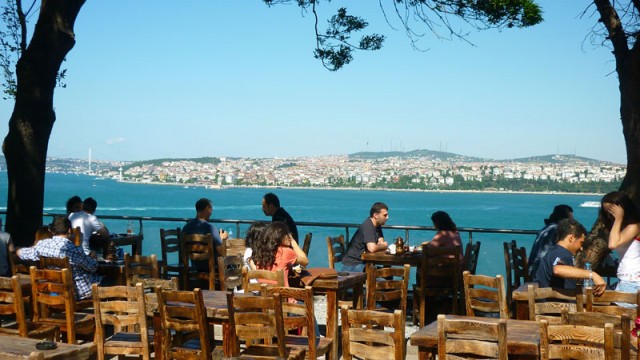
[423,210,463,258]
[253,222,308,288]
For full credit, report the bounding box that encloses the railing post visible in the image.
[138,218,144,236]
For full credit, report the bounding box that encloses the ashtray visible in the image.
[36,341,57,350]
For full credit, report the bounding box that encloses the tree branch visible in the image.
[594,0,630,57]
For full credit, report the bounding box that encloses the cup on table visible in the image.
[388,244,396,254]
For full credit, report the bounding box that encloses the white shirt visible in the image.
[68,211,103,254]
[616,238,640,281]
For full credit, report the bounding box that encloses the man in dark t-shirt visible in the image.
[342,202,390,272]
[261,193,299,241]
[533,218,606,295]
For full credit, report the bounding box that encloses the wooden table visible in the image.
[97,262,126,285]
[308,270,366,360]
[0,335,95,360]
[410,314,540,360]
[110,233,143,256]
[361,250,422,267]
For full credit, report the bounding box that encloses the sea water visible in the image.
[0,172,603,278]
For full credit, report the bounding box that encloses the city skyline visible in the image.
[0,1,625,164]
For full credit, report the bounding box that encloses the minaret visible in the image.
[118,167,123,181]
[88,148,92,174]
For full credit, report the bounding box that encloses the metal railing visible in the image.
[38,212,539,245]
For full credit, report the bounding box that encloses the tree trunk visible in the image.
[2,0,85,247]
[575,4,640,270]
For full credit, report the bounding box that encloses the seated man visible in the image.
[69,197,110,255]
[533,218,606,296]
[182,198,228,273]
[17,216,101,300]
[342,202,390,272]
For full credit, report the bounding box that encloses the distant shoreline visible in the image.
[116,179,605,197]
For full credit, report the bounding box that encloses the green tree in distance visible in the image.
[0,0,541,246]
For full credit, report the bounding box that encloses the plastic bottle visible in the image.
[583,262,594,292]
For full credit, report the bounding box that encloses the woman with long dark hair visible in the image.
[243,222,266,270]
[600,191,640,294]
[253,222,308,287]
[423,211,462,258]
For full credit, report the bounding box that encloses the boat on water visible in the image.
[579,201,601,208]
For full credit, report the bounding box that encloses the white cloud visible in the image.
[106,137,126,145]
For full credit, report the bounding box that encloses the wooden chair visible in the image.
[226,291,306,360]
[539,318,615,360]
[242,268,285,294]
[39,256,70,270]
[437,314,507,360]
[0,275,58,340]
[217,255,243,291]
[582,288,640,319]
[181,233,216,290]
[561,308,635,360]
[463,241,481,275]
[160,227,181,280]
[124,253,160,286]
[503,240,530,308]
[340,307,405,360]
[222,238,246,257]
[413,245,462,327]
[326,235,345,270]
[265,286,333,360]
[38,256,93,310]
[527,284,576,323]
[156,287,213,360]
[365,264,410,315]
[29,266,95,344]
[92,283,152,360]
[302,233,312,256]
[462,270,509,319]
[10,251,36,276]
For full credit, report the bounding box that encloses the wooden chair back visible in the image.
[265,286,333,359]
[326,235,345,269]
[503,240,530,306]
[242,268,285,293]
[463,270,509,319]
[561,309,634,360]
[92,283,151,360]
[583,287,640,319]
[366,264,410,315]
[340,307,405,360]
[156,287,212,360]
[437,314,507,360]
[413,245,462,327]
[539,318,615,360]
[0,275,58,340]
[181,233,216,290]
[29,266,94,344]
[159,227,181,280]
[39,256,70,270]
[10,252,37,276]
[217,256,243,291]
[124,253,160,286]
[463,241,481,275]
[222,238,246,257]
[527,284,576,323]
[226,291,291,359]
[302,233,312,256]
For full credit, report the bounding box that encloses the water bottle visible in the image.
[583,262,594,292]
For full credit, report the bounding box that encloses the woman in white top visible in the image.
[601,191,640,294]
[243,222,267,271]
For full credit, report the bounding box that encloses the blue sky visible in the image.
[0,1,625,163]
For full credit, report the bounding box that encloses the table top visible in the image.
[410,314,540,357]
[145,289,230,320]
[0,336,95,360]
[308,270,366,290]
[361,251,422,266]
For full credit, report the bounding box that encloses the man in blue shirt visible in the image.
[182,198,228,272]
[533,218,606,295]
